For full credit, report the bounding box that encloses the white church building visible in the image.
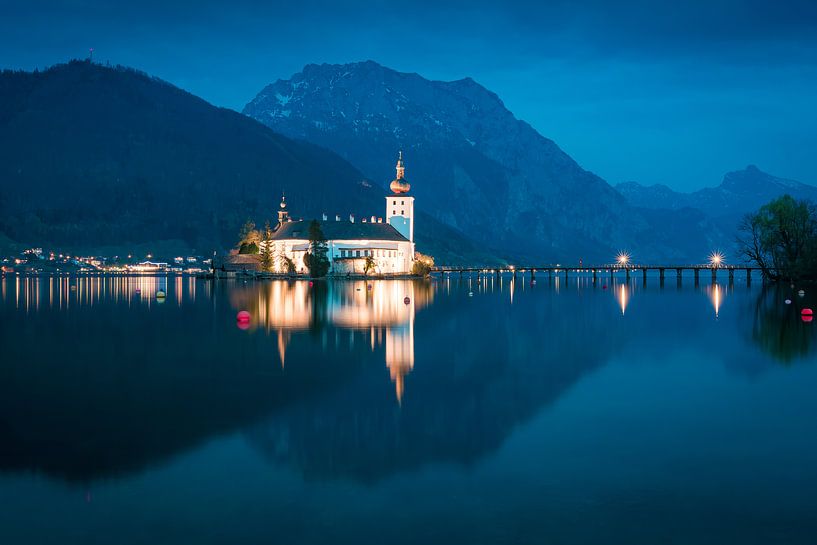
[264,152,416,275]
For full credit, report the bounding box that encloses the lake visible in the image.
[1,273,816,544]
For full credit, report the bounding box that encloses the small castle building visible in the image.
[263,152,416,275]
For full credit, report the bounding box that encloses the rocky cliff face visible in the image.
[245,61,706,262]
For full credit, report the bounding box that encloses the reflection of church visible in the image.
[262,153,416,275]
[233,280,429,402]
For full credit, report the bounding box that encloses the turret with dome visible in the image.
[386,151,415,244]
[389,151,411,195]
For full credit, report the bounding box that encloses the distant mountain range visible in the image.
[2,59,814,264]
[245,61,811,263]
[0,60,488,263]
[616,166,817,247]
[617,165,817,216]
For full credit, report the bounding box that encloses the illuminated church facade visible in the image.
[264,152,416,275]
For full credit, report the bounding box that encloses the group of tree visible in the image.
[738,195,817,282]
[259,221,273,271]
[304,220,330,277]
[411,252,435,276]
[237,220,261,255]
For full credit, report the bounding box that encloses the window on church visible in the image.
[401,210,404,215]
[392,210,396,215]
[401,200,404,205]
[393,200,396,205]
[355,250,360,257]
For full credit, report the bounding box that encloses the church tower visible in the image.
[277,193,289,228]
[386,151,414,246]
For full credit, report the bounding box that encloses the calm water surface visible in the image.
[1,274,816,544]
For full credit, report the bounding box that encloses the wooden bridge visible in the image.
[431,265,763,285]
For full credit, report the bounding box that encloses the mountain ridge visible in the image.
[244,60,721,262]
[0,60,491,263]
[616,165,817,217]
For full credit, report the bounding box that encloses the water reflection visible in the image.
[0,274,814,487]
[708,283,726,318]
[748,286,814,364]
[229,280,431,401]
[617,283,629,315]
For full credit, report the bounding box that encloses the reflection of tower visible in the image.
[277,330,290,368]
[386,284,414,403]
[385,316,414,404]
[386,151,415,253]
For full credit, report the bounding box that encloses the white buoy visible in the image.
[156,290,166,299]
[798,289,805,297]
[785,299,792,305]
[468,291,474,297]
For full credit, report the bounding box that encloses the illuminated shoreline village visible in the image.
[263,152,415,275]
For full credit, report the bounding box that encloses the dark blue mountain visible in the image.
[0,60,488,263]
[244,61,722,262]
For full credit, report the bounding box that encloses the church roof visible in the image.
[270,220,409,242]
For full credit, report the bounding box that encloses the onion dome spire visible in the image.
[277,191,289,226]
[389,150,411,194]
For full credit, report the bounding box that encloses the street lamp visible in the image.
[616,251,631,266]
[708,251,724,267]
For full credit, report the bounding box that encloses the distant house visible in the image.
[261,152,416,275]
[128,261,168,272]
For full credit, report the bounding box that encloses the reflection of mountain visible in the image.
[8,278,793,487]
[245,283,630,483]
[0,279,372,483]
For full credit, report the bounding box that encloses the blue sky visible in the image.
[1,0,815,191]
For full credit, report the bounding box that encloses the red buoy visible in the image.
[404,297,411,305]
[309,281,313,287]
[237,310,251,322]
[802,308,813,323]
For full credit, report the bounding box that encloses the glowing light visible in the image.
[617,284,629,315]
[616,252,631,266]
[708,251,725,267]
[709,284,724,318]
